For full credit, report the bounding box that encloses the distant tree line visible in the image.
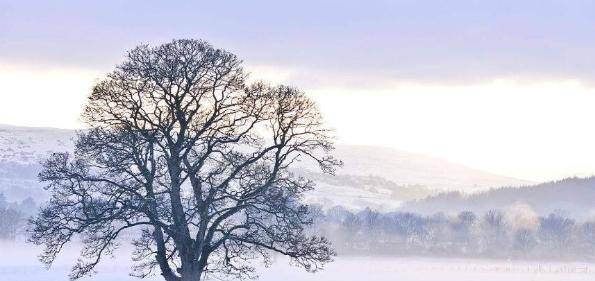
[0,193,36,240]
[3,191,594,261]
[312,206,595,260]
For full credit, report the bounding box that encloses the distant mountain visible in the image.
[0,124,530,209]
[295,145,531,210]
[0,125,74,201]
[0,124,74,165]
[402,177,595,220]
[306,145,532,192]
[298,170,434,211]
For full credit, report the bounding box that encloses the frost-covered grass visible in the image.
[0,241,160,281]
[1,241,594,281]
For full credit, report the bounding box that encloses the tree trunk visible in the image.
[180,269,201,281]
[178,260,202,281]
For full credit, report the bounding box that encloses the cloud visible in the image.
[4,1,595,182]
[2,0,595,86]
[0,64,100,129]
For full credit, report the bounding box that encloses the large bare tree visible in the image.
[29,39,340,281]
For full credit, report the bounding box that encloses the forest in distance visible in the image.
[2,192,595,261]
[313,205,595,260]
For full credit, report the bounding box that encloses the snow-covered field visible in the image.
[1,241,594,281]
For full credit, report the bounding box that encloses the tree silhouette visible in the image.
[29,39,340,281]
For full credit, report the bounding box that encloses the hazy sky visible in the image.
[2,0,595,182]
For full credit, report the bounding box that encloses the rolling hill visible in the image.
[0,124,530,209]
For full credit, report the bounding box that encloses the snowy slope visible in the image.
[0,124,75,201]
[0,124,74,165]
[329,145,532,192]
[0,124,530,208]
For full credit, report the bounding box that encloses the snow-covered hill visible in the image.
[0,124,530,209]
[0,124,74,165]
[297,145,532,210]
[329,145,531,192]
[0,125,75,201]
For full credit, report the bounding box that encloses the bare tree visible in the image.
[29,39,340,281]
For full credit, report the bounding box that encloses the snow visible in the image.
[0,125,530,193]
[304,181,403,211]
[1,241,593,281]
[328,145,533,192]
[0,124,74,165]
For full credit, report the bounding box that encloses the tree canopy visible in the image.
[29,39,340,281]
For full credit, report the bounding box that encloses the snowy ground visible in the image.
[1,241,594,281]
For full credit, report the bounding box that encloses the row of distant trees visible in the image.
[3,195,594,261]
[3,197,594,260]
[312,206,595,260]
[0,194,36,239]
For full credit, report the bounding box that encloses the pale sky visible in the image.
[2,0,595,182]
